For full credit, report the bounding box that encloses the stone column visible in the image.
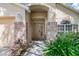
[46,8,57,42]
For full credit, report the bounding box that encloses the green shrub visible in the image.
[43,32,79,56]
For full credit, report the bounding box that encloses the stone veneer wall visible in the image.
[46,22,57,42]
[14,21,27,46]
[46,8,58,42]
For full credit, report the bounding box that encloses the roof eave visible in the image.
[58,3,79,15]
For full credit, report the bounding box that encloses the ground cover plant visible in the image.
[43,32,79,56]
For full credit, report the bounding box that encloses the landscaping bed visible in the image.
[43,32,79,56]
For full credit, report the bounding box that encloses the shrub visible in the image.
[43,32,79,56]
[9,39,27,56]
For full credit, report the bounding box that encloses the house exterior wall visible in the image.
[25,3,79,42]
[55,4,79,31]
[1,3,79,46]
[0,16,15,47]
[47,3,79,25]
[0,3,27,47]
[0,3,25,21]
[45,3,79,41]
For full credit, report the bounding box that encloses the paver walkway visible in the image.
[23,41,45,56]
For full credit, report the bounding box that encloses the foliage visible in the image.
[9,39,27,56]
[43,32,79,56]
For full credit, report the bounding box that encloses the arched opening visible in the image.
[58,20,72,32]
[29,5,48,41]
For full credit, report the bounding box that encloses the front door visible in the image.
[32,22,45,40]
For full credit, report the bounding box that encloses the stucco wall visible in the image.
[47,3,79,25]
[55,4,79,31]
[31,12,47,19]
[0,3,25,21]
[0,3,27,47]
[25,11,32,45]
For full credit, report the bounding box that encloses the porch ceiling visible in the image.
[30,5,48,20]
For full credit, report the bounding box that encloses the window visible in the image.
[58,20,78,32]
[16,12,23,22]
[65,24,72,32]
[58,25,64,32]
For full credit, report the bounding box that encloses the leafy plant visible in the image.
[9,39,26,56]
[43,32,79,56]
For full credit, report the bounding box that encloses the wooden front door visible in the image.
[32,22,45,40]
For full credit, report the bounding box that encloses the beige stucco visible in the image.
[0,3,27,47]
[25,11,32,45]
[31,12,47,19]
[0,16,15,47]
[0,3,25,19]
[26,3,79,41]
[0,3,79,47]
[55,4,79,32]
[55,4,79,24]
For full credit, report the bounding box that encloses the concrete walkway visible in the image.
[0,47,9,56]
[0,41,45,56]
[23,41,45,56]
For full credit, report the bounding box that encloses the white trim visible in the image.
[14,3,31,12]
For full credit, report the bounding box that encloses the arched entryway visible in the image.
[29,5,48,41]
